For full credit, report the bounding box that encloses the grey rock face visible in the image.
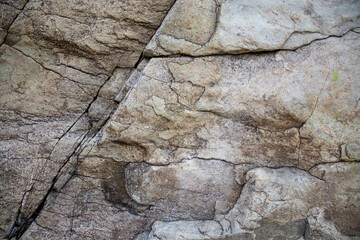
[1,0,360,239]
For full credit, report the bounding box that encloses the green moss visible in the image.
[333,113,341,121]
[333,71,339,86]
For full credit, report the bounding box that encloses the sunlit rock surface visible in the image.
[1,0,359,239]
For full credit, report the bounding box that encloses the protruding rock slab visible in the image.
[218,167,323,234]
[310,162,360,237]
[145,0,360,56]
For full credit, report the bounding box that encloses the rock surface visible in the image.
[1,0,360,239]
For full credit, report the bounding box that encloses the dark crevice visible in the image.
[5,63,119,240]
[134,51,145,69]
[147,29,356,59]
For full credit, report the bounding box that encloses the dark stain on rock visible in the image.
[101,161,150,215]
[328,205,360,237]
[254,219,307,240]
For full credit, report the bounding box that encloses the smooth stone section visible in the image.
[145,0,360,56]
[125,159,241,219]
[148,220,223,240]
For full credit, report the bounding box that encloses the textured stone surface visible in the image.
[1,1,360,239]
[0,0,28,43]
[104,32,360,170]
[0,43,96,237]
[145,0,360,56]
[217,167,322,235]
[148,220,223,240]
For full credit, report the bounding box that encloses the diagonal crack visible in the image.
[0,0,30,47]
[5,64,119,239]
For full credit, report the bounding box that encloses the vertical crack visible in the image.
[300,72,330,128]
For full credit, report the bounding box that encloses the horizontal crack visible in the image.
[147,29,357,58]
[8,45,104,87]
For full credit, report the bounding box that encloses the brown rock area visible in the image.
[1,0,359,239]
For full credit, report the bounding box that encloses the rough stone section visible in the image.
[148,220,223,240]
[0,0,28,43]
[0,3,19,44]
[87,68,133,129]
[145,0,360,56]
[144,0,219,56]
[0,0,176,237]
[306,207,357,240]
[20,175,149,240]
[0,43,96,237]
[6,0,176,73]
[298,33,360,169]
[21,33,360,239]
[1,2,360,239]
[217,168,323,236]
[142,167,321,240]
